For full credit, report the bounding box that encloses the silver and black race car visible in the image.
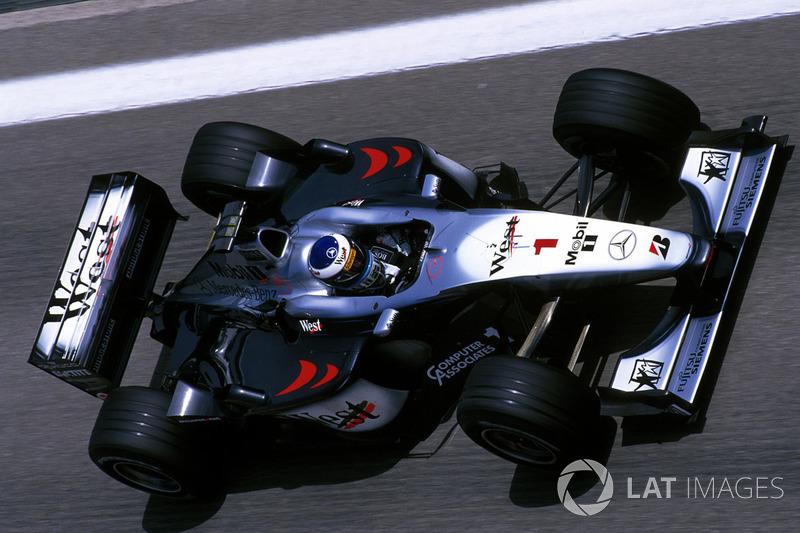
[29,69,792,498]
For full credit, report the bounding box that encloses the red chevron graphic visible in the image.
[276,361,340,396]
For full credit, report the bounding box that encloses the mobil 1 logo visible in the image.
[565,221,597,265]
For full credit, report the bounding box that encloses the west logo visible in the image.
[489,216,520,276]
[299,319,322,334]
[45,215,120,324]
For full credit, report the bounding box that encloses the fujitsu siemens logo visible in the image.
[732,155,766,227]
[489,215,520,276]
[676,321,712,393]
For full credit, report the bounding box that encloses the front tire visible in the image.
[553,68,700,176]
[457,357,600,470]
[88,386,219,498]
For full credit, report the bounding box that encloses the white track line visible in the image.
[1,0,798,127]
[0,0,203,31]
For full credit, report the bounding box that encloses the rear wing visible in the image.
[29,173,182,397]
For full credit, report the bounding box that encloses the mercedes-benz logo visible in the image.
[326,246,338,259]
[609,230,636,260]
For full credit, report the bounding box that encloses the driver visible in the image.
[308,233,385,291]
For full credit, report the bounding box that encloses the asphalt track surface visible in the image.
[1,2,799,532]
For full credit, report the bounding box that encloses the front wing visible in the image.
[601,116,792,417]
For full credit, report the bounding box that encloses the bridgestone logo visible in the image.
[125,218,149,279]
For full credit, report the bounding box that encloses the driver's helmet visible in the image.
[308,233,384,291]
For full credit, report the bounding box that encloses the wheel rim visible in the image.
[480,426,559,465]
[109,458,183,494]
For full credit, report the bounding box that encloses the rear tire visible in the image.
[88,386,220,499]
[457,357,600,470]
[553,68,700,176]
[181,121,302,216]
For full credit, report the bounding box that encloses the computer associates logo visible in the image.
[558,459,614,516]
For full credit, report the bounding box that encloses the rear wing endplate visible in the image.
[29,173,182,397]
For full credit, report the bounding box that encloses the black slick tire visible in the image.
[88,386,219,499]
[553,68,700,176]
[457,357,600,471]
[181,121,302,216]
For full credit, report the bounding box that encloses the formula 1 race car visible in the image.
[30,69,792,498]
